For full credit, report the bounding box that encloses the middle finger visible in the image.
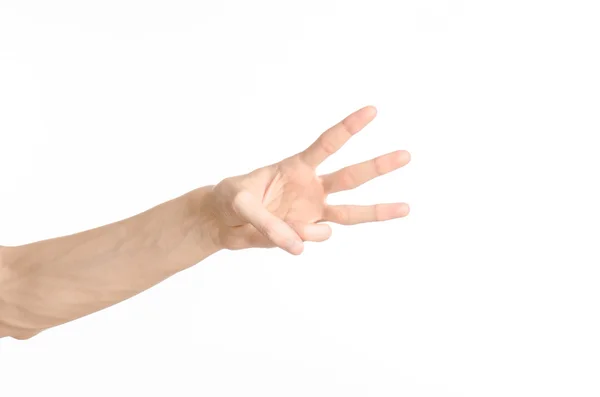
[320,150,410,194]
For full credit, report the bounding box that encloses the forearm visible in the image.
[0,185,221,339]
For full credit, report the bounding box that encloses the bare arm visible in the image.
[0,106,411,340]
[0,186,220,339]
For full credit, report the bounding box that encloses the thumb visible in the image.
[232,190,304,255]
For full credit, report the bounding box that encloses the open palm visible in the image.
[210,106,410,255]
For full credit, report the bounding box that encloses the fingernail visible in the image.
[303,224,332,241]
[396,203,410,216]
[287,238,304,254]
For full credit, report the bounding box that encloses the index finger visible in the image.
[299,106,378,168]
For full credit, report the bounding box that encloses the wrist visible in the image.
[186,185,225,254]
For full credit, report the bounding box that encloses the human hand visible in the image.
[206,106,410,255]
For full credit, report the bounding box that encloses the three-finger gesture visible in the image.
[209,106,410,255]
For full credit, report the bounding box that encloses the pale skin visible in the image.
[0,106,410,340]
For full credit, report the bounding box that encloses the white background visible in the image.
[1,0,599,396]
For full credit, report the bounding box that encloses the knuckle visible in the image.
[332,207,349,224]
[340,170,356,188]
[341,118,356,135]
[319,137,337,155]
[373,156,386,175]
[259,219,276,237]
[231,191,249,213]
